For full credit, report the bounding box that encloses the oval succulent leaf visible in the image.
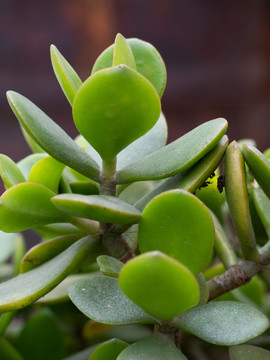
[73,65,161,161]
[135,135,228,210]
[115,118,228,184]
[117,336,188,360]
[20,125,45,154]
[242,144,270,199]
[68,274,156,325]
[28,156,65,193]
[52,194,141,224]
[50,44,82,105]
[7,91,100,181]
[138,190,214,276]
[0,183,70,232]
[92,37,167,97]
[20,234,82,273]
[119,251,200,320]
[173,301,269,346]
[0,236,99,312]
[113,33,136,69]
[17,153,48,179]
[97,255,124,277]
[0,154,26,188]
[224,141,259,261]
[229,344,270,360]
[89,338,129,360]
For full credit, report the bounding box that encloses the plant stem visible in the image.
[102,157,117,180]
[207,260,262,301]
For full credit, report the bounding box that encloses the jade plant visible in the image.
[1,33,270,360]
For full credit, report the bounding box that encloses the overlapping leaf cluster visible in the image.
[0,34,270,359]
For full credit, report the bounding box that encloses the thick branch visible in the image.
[207,261,262,301]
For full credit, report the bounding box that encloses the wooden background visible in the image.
[1,0,270,170]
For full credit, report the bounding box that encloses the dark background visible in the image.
[1,0,270,176]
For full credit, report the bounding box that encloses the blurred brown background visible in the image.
[1,0,270,166]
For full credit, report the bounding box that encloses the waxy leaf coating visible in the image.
[52,194,141,224]
[115,118,228,183]
[138,190,214,275]
[119,251,200,320]
[0,236,99,312]
[174,301,269,345]
[117,336,188,360]
[68,274,156,325]
[73,65,161,161]
[0,183,70,232]
[92,38,167,97]
[97,255,124,277]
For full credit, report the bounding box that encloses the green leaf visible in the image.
[52,194,141,224]
[119,251,199,320]
[0,235,99,312]
[173,301,269,346]
[118,181,155,205]
[13,234,25,276]
[0,154,26,188]
[69,181,99,195]
[229,344,270,360]
[97,255,123,277]
[135,135,228,210]
[7,91,100,181]
[20,234,82,273]
[37,274,91,304]
[36,223,86,240]
[92,38,167,97]
[0,182,70,232]
[0,231,17,264]
[90,338,129,360]
[242,144,270,199]
[73,65,161,161]
[117,336,188,360]
[28,155,65,192]
[197,273,209,306]
[20,125,46,153]
[253,185,270,238]
[117,112,168,169]
[115,118,228,184]
[138,190,214,276]
[0,338,24,360]
[17,309,64,360]
[74,112,168,171]
[17,153,48,179]
[224,141,259,261]
[68,274,157,325]
[50,44,82,105]
[113,33,136,69]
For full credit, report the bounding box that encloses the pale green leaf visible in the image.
[174,301,269,345]
[50,45,82,105]
[115,118,228,184]
[0,235,99,312]
[7,91,100,181]
[68,274,157,325]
